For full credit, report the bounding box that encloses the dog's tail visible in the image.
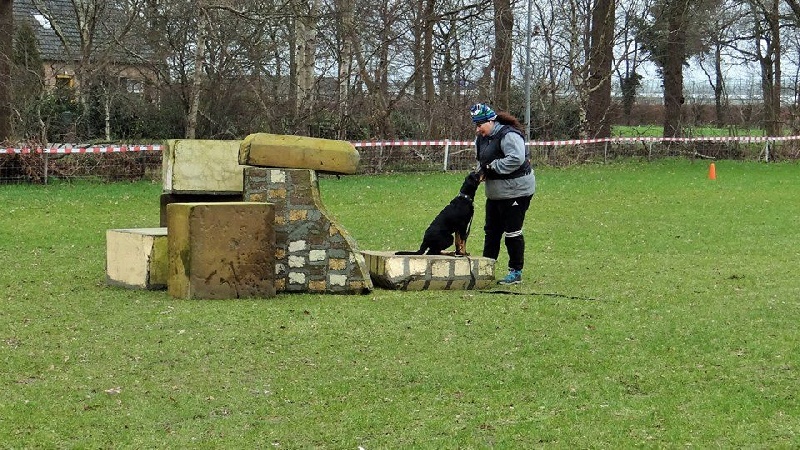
[394,244,427,255]
[394,249,424,255]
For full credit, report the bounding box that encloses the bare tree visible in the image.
[661,0,688,137]
[615,0,650,127]
[694,0,751,126]
[785,0,800,17]
[529,0,574,138]
[749,0,783,136]
[587,0,616,138]
[349,0,418,136]
[292,0,320,135]
[0,0,12,142]
[335,0,354,139]
[492,0,514,109]
[185,1,207,139]
[637,0,723,138]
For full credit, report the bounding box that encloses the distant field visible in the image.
[2,160,800,447]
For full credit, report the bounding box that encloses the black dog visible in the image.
[396,171,482,256]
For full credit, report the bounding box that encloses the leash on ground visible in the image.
[480,289,599,301]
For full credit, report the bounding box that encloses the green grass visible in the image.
[613,125,769,137]
[2,160,800,447]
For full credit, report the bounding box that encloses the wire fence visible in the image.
[2,137,799,184]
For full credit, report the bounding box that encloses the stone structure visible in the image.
[243,168,371,294]
[362,251,496,290]
[167,202,276,299]
[106,228,168,290]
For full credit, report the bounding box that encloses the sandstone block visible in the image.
[362,251,496,290]
[167,202,276,299]
[163,139,243,193]
[106,228,168,290]
[239,133,360,175]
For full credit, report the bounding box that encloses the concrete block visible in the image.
[362,251,496,291]
[167,202,276,299]
[106,228,168,290]
[239,133,360,175]
[163,139,243,193]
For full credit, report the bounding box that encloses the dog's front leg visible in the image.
[454,232,468,256]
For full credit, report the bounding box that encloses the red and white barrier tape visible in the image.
[2,135,793,154]
[3,144,163,154]
[350,135,795,148]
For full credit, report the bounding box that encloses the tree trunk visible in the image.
[294,0,319,135]
[186,3,207,139]
[713,43,726,126]
[0,0,12,142]
[768,0,781,136]
[662,0,687,139]
[422,0,436,106]
[493,0,513,110]
[336,0,354,139]
[587,0,615,139]
[412,0,424,100]
[754,0,781,137]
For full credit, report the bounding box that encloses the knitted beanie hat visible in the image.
[470,103,497,123]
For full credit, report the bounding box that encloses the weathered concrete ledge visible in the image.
[362,250,496,290]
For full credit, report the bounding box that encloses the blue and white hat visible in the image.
[470,103,497,123]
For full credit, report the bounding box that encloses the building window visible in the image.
[119,77,144,94]
[55,74,74,89]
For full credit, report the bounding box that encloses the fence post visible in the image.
[764,140,770,162]
[44,151,49,185]
[443,139,450,171]
[377,141,383,173]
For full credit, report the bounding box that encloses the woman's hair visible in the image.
[495,111,524,133]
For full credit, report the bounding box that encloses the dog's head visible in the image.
[460,171,482,199]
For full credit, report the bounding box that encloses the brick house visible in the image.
[13,0,153,94]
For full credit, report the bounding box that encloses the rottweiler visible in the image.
[396,171,482,256]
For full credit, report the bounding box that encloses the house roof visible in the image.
[13,0,148,65]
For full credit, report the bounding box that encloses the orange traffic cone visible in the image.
[708,162,716,180]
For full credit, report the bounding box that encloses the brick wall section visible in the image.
[243,168,372,294]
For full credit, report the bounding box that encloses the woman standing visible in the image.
[470,103,536,285]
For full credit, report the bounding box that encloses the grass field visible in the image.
[2,159,799,448]
[612,125,769,137]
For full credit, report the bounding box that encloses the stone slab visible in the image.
[162,139,243,193]
[239,133,360,175]
[167,202,276,299]
[362,250,496,290]
[106,228,168,290]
